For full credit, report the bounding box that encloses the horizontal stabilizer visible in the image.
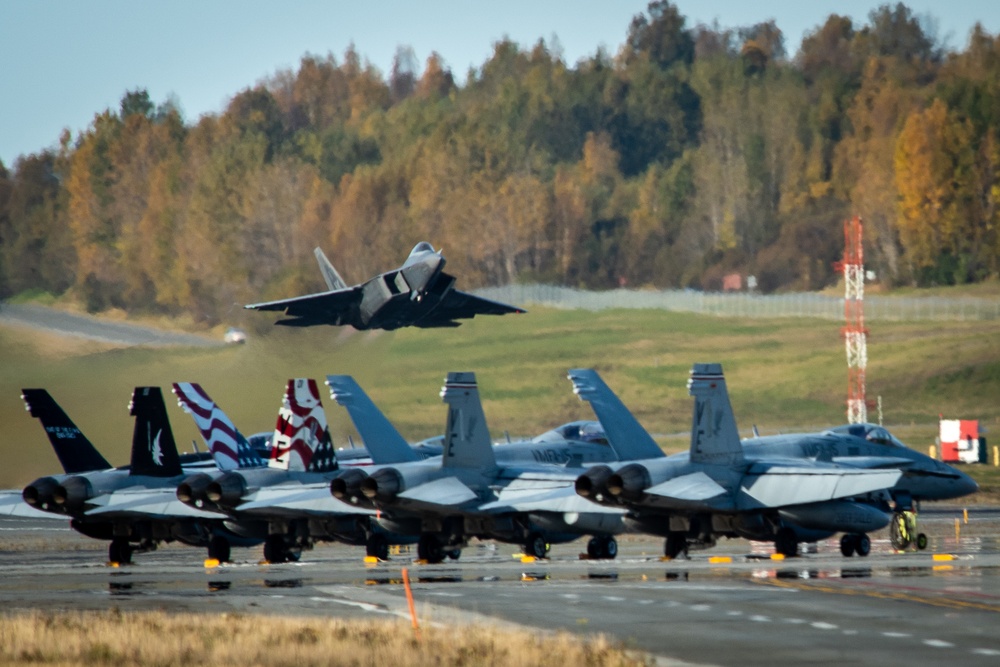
[644,472,728,503]
[84,493,222,519]
[398,476,478,507]
[567,369,663,461]
[238,485,369,516]
[0,491,63,519]
[740,465,901,509]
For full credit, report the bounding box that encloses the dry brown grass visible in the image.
[0,610,650,666]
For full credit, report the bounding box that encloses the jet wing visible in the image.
[84,492,224,519]
[739,463,902,509]
[643,472,729,505]
[244,286,362,326]
[414,286,525,328]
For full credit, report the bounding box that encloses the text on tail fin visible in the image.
[687,363,744,466]
[440,372,496,470]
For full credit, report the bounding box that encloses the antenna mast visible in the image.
[842,216,867,424]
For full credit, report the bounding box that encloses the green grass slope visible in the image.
[1,307,997,489]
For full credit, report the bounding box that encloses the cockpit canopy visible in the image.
[825,423,908,448]
[532,420,609,446]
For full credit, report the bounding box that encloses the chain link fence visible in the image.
[475,284,1000,321]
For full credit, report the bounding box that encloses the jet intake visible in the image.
[206,473,247,508]
[22,476,59,508]
[575,465,614,501]
[330,469,369,504]
[54,476,93,509]
[361,468,403,503]
[607,464,651,501]
[176,473,213,507]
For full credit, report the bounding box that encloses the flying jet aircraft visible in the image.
[329,372,626,563]
[571,365,905,558]
[21,387,259,563]
[244,242,525,330]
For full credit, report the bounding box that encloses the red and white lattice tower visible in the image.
[841,216,867,424]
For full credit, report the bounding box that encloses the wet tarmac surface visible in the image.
[2,508,1000,666]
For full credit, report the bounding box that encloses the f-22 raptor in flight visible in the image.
[245,242,525,330]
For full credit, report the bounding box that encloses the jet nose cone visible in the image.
[956,470,979,498]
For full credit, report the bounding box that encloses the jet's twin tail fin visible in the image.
[172,382,263,471]
[568,369,664,461]
[687,364,744,466]
[21,389,112,473]
[325,375,420,464]
[268,379,338,473]
[440,372,497,471]
[314,247,348,291]
[129,387,183,478]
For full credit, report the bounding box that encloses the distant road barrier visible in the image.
[475,284,1000,322]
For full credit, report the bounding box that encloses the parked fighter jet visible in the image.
[572,365,905,558]
[330,372,626,563]
[21,387,259,563]
[245,242,525,330]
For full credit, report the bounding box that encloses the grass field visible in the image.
[1,307,997,490]
[0,610,648,666]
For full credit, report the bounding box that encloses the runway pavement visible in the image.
[2,510,999,666]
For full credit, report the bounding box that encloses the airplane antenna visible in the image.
[191,439,201,454]
[839,216,868,424]
[348,434,356,449]
[503,430,511,444]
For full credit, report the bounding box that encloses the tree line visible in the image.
[1,2,998,326]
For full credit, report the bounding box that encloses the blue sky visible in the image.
[2,1,998,167]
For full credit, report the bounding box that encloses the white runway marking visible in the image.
[810,622,837,630]
[922,639,954,648]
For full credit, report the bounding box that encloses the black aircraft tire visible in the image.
[263,535,286,563]
[525,533,548,559]
[775,528,799,557]
[109,538,132,564]
[604,537,618,559]
[664,532,686,559]
[587,537,600,558]
[366,534,390,560]
[417,534,444,563]
[208,535,231,562]
[855,533,871,557]
[840,534,857,557]
[446,549,461,561]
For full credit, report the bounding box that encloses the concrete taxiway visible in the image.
[2,509,999,666]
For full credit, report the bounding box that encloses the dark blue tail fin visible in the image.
[128,387,183,477]
[21,389,112,473]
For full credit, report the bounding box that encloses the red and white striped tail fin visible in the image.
[268,379,337,472]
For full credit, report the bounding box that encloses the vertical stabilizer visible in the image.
[172,382,263,470]
[325,375,420,464]
[128,387,183,477]
[567,369,664,461]
[687,364,744,466]
[268,379,338,472]
[314,247,348,291]
[21,389,112,473]
[440,372,497,471]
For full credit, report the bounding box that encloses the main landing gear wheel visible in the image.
[587,535,618,559]
[109,537,133,564]
[664,532,687,559]
[366,534,390,560]
[208,535,231,562]
[840,533,871,557]
[417,534,444,563]
[525,533,549,559]
[263,535,288,563]
[774,528,799,557]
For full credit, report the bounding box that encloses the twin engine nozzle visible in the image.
[574,464,651,503]
[23,475,93,511]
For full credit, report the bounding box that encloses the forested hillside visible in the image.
[1,2,999,326]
